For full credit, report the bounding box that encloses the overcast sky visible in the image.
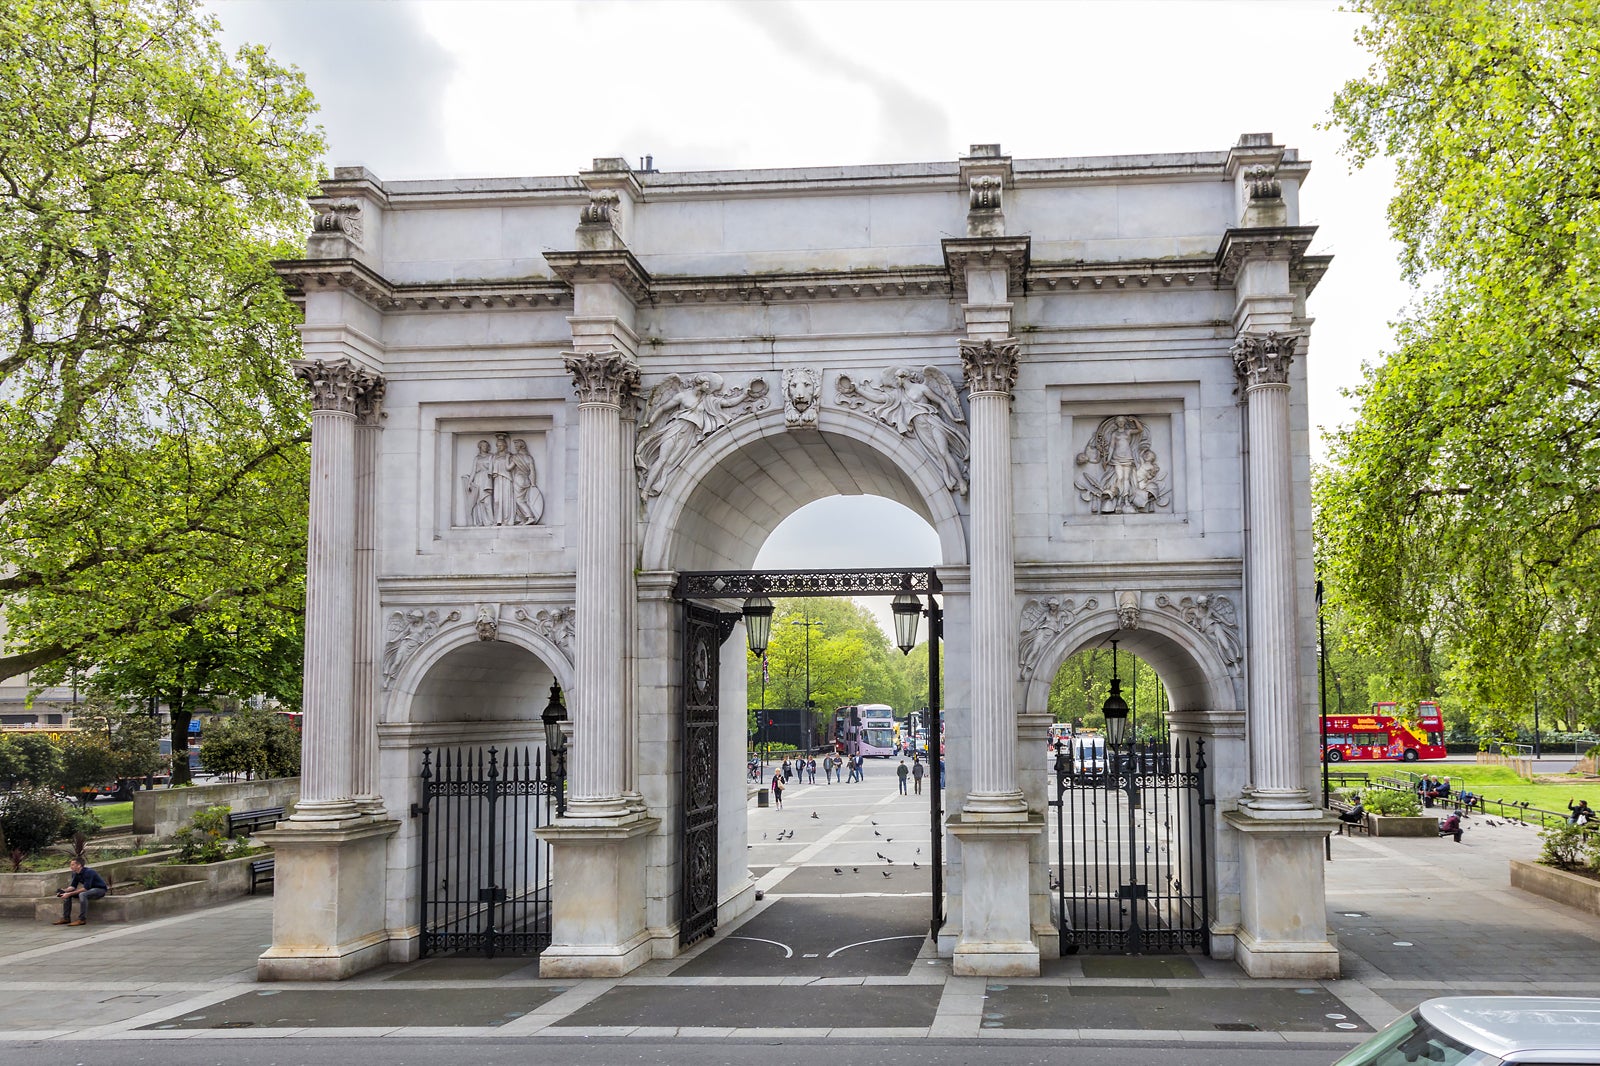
[210,0,1408,633]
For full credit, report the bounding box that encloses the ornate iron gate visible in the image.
[680,602,726,948]
[1051,737,1212,955]
[416,745,557,958]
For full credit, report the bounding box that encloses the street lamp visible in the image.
[792,615,820,748]
[743,596,774,656]
[891,592,922,655]
[541,681,568,815]
[1101,639,1130,746]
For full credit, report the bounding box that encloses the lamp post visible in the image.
[541,681,568,816]
[792,615,820,750]
[1099,639,1144,953]
[1317,581,1330,811]
[743,596,774,766]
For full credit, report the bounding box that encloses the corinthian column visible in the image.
[1232,331,1309,810]
[562,348,640,819]
[959,337,1025,815]
[290,358,379,822]
[352,381,386,815]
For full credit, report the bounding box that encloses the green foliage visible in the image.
[1539,824,1600,873]
[0,787,68,856]
[69,697,166,782]
[0,0,325,686]
[1318,0,1600,736]
[1048,647,1167,740]
[171,804,247,864]
[54,732,122,801]
[62,807,100,842]
[0,731,62,788]
[198,707,301,779]
[1361,789,1422,816]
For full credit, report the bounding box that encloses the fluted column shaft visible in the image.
[1234,332,1308,809]
[961,339,1025,814]
[352,385,385,814]
[291,359,377,820]
[564,350,639,818]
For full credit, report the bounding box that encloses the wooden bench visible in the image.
[1327,770,1370,790]
[226,807,284,839]
[248,858,275,895]
[1330,801,1370,836]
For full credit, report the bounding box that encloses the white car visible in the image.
[1332,996,1600,1065]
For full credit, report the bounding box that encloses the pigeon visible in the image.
[871,820,878,826]
[877,852,886,860]
[762,832,767,839]
[886,837,893,843]
[885,857,894,864]
[883,870,892,878]
[834,867,843,875]
[874,830,881,837]
[852,867,859,873]
[915,848,921,855]
[811,812,819,819]
[913,862,920,869]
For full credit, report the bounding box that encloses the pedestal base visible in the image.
[537,812,661,978]
[948,811,1043,976]
[256,818,399,981]
[1223,809,1341,978]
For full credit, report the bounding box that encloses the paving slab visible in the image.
[671,895,928,977]
[136,986,566,1030]
[553,982,939,1029]
[979,983,1374,1033]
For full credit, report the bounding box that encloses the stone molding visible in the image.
[310,199,364,247]
[543,249,653,305]
[959,337,1020,396]
[942,236,1030,297]
[1213,226,1320,286]
[292,358,383,414]
[1231,330,1301,389]
[564,348,641,407]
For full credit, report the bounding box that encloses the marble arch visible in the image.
[261,136,1338,984]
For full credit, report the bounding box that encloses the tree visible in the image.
[54,732,122,803]
[0,0,324,681]
[198,706,300,779]
[0,731,62,789]
[1319,0,1600,733]
[67,694,165,783]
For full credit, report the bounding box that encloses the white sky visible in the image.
[210,0,1407,636]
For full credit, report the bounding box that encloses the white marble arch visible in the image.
[639,405,969,572]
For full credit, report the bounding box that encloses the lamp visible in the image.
[541,681,568,756]
[891,593,922,655]
[743,596,774,656]
[1102,639,1130,746]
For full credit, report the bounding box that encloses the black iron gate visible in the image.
[416,745,557,957]
[1051,737,1212,955]
[680,602,726,949]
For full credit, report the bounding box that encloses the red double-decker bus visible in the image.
[1322,701,1446,763]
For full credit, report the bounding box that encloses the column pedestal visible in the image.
[1223,810,1340,978]
[257,819,399,980]
[537,813,661,978]
[947,812,1043,976]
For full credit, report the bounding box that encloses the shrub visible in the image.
[62,806,101,841]
[171,804,248,864]
[0,787,68,857]
[1361,788,1422,816]
[1539,824,1600,873]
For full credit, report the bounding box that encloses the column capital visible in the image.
[564,348,641,407]
[292,359,382,414]
[1230,330,1300,389]
[959,337,1021,396]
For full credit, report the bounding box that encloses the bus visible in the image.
[834,704,898,757]
[1322,700,1446,763]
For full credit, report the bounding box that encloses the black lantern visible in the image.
[891,593,923,655]
[542,681,568,756]
[1102,639,1130,746]
[743,595,774,656]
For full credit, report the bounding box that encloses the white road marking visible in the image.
[825,935,926,958]
[725,936,793,958]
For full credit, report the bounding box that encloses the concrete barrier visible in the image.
[133,778,299,839]
[1511,859,1600,917]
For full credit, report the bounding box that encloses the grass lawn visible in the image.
[89,800,134,827]
[1352,763,1600,819]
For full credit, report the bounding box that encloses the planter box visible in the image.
[1511,859,1600,917]
[136,851,267,895]
[34,879,208,924]
[1369,814,1440,838]
[132,777,299,839]
[0,850,179,898]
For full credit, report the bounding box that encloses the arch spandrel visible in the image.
[639,406,968,572]
[1018,606,1243,718]
[385,621,576,724]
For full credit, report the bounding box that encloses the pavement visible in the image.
[2,763,1597,1054]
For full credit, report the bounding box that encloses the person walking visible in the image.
[823,755,834,784]
[911,756,925,795]
[53,858,109,926]
[771,771,785,810]
[781,757,792,784]
[897,759,909,795]
[807,757,817,784]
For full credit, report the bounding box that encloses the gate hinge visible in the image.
[409,802,424,819]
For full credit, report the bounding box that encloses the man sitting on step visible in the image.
[53,858,109,927]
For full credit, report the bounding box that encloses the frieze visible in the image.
[1154,593,1243,673]
[636,373,770,497]
[835,365,969,494]
[1018,596,1098,681]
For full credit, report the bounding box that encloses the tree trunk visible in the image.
[169,708,193,786]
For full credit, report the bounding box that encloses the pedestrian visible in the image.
[771,771,784,810]
[782,757,792,783]
[939,757,945,788]
[912,756,925,795]
[1569,799,1593,826]
[53,858,109,926]
[823,755,834,784]
[1438,810,1463,843]
[897,759,909,795]
[855,754,866,780]
[807,757,817,784]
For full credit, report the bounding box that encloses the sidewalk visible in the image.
[2,774,1596,1048]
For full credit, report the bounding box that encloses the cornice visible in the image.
[1213,226,1319,286]
[1027,257,1222,292]
[273,258,571,311]
[652,267,951,304]
[942,236,1031,297]
[542,248,654,305]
